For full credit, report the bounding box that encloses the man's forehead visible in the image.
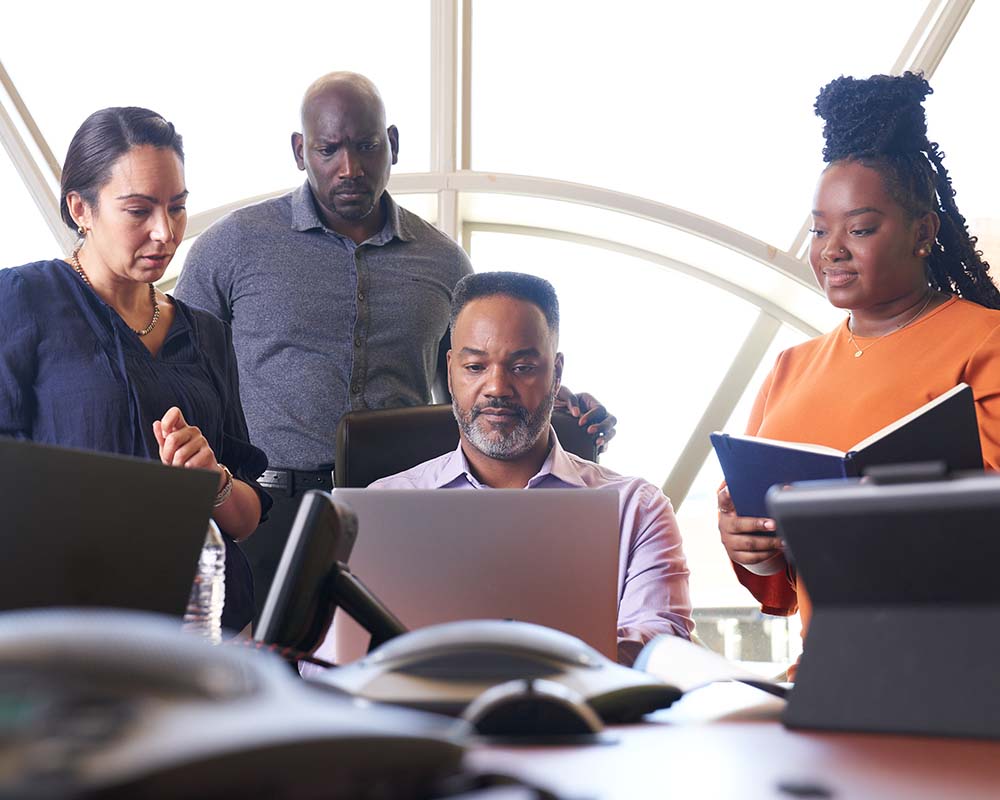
[303,84,385,132]
[454,296,554,346]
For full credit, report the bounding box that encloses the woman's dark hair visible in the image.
[450,271,560,337]
[59,107,184,233]
[815,72,1000,309]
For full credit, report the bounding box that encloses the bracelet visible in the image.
[213,464,234,507]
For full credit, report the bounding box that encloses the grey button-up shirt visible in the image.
[175,182,472,471]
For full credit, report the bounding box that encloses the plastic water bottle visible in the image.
[182,520,226,644]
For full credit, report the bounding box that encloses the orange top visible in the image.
[734,296,1000,630]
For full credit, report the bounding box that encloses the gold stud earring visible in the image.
[77,225,86,238]
[918,245,931,257]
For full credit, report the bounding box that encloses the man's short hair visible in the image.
[449,272,560,337]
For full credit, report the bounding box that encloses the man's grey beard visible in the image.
[453,385,557,461]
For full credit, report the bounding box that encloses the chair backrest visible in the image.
[334,404,600,488]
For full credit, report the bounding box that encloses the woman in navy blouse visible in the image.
[0,107,270,632]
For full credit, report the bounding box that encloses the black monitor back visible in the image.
[768,473,1000,739]
[0,438,216,616]
[255,491,358,653]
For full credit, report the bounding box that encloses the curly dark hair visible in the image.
[815,72,1000,309]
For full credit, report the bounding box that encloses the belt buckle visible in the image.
[296,470,333,491]
[260,469,291,492]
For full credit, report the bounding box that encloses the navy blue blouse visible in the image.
[0,259,271,631]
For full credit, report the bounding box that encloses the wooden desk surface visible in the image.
[465,683,1000,799]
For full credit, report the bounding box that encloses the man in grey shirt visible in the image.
[175,72,614,618]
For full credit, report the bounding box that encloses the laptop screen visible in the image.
[314,488,621,663]
[0,438,216,616]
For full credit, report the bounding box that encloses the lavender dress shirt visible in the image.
[370,431,693,666]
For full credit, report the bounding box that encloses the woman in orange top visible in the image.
[719,72,1000,645]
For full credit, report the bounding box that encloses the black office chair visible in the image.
[334,404,600,488]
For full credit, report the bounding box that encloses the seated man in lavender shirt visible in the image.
[371,271,693,665]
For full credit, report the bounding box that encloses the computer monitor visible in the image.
[767,471,1000,739]
[0,437,216,617]
[314,488,621,664]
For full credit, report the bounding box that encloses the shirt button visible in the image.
[352,383,361,394]
[354,338,362,348]
[357,292,365,301]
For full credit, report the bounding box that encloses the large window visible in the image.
[922,0,1000,264]
[0,0,432,252]
[0,142,55,265]
[471,0,928,246]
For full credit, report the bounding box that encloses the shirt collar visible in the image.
[290,181,325,232]
[532,429,588,488]
[290,181,414,244]
[432,445,480,488]
[434,427,588,489]
[383,191,415,243]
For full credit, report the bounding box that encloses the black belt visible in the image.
[259,468,333,493]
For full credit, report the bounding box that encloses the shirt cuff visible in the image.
[741,551,787,577]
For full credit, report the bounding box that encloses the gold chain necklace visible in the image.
[847,290,934,358]
[70,250,161,337]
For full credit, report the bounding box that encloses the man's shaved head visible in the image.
[300,72,386,129]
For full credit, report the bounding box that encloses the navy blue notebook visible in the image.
[711,383,982,520]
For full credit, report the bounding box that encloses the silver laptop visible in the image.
[314,488,620,663]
